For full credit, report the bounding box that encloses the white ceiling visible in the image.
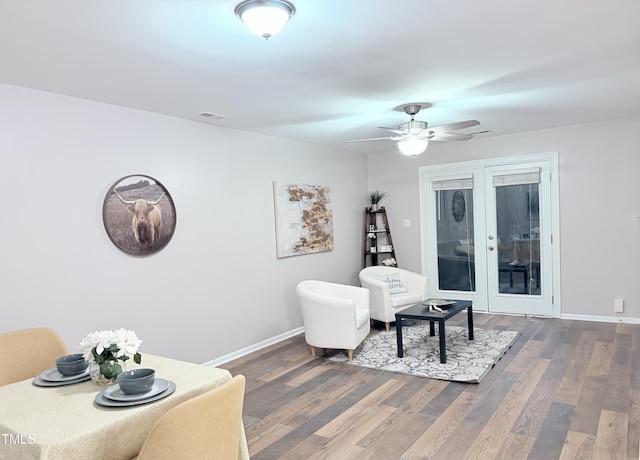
[2,1,639,155]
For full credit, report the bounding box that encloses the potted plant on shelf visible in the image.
[368,190,388,211]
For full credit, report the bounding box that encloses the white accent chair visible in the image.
[359,267,430,332]
[296,280,371,361]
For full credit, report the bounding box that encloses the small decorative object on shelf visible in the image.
[80,328,143,385]
[382,257,397,267]
[368,190,388,212]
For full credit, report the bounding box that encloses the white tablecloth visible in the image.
[0,354,249,460]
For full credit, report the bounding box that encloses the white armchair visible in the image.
[296,280,371,361]
[359,267,430,331]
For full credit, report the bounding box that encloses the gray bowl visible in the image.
[117,368,155,395]
[55,353,89,376]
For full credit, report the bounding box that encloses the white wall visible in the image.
[367,116,640,320]
[0,83,367,363]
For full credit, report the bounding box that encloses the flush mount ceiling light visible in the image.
[397,138,429,157]
[235,0,296,40]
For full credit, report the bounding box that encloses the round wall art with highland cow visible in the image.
[103,175,177,256]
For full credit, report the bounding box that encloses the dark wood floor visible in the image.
[224,313,640,459]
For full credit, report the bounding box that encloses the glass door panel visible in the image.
[436,189,475,292]
[495,183,541,295]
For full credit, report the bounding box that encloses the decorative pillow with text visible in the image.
[371,272,408,294]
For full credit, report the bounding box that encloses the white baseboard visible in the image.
[203,326,304,368]
[560,313,640,324]
[478,310,640,324]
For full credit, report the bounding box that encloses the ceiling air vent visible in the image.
[198,112,228,121]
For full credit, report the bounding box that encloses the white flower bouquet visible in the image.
[367,232,377,249]
[80,328,142,381]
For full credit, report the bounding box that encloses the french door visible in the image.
[419,153,559,317]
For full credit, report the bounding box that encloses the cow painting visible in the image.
[103,175,176,256]
[114,190,164,249]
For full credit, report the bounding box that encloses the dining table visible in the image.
[0,354,250,460]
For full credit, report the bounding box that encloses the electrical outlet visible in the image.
[403,219,411,228]
[614,298,624,313]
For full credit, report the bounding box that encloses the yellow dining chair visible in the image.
[0,327,70,386]
[135,374,246,460]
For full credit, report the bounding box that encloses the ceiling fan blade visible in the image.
[427,120,480,133]
[430,132,475,142]
[343,136,394,143]
[379,127,408,136]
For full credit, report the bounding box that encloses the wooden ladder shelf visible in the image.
[362,206,397,268]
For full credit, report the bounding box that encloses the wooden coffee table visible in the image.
[395,300,473,363]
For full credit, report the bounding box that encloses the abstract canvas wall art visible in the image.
[273,181,334,258]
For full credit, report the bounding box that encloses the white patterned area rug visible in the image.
[327,325,520,383]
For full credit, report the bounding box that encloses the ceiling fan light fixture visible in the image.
[235,0,296,40]
[399,120,428,135]
[398,138,429,156]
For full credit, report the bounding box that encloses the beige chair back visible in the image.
[0,327,70,386]
[136,374,246,460]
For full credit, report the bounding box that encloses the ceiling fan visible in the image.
[345,104,481,156]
